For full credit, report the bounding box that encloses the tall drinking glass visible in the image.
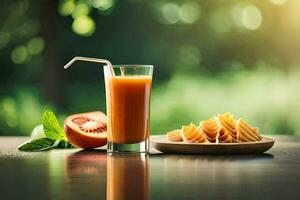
[104,65,153,153]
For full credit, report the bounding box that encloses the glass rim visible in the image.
[111,65,154,68]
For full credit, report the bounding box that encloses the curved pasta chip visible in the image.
[165,113,263,144]
[218,127,233,143]
[200,117,221,142]
[236,118,262,142]
[181,123,207,143]
[167,129,183,142]
[218,112,237,139]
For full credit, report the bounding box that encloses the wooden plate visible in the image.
[150,135,275,154]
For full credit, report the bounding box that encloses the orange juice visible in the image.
[105,75,152,144]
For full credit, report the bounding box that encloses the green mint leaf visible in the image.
[18,138,59,152]
[43,110,65,140]
[56,140,74,149]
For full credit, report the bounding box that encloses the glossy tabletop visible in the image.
[1,135,300,200]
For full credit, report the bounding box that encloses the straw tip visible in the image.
[63,65,69,69]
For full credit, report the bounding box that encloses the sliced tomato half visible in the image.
[64,111,107,149]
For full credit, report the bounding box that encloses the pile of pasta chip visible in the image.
[167,112,262,143]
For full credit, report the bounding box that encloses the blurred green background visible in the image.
[0,0,299,136]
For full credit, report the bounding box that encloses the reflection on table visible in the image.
[107,153,149,200]
[65,150,107,199]
[150,153,274,199]
[1,136,300,200]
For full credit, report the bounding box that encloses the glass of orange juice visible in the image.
[104,65,153,153]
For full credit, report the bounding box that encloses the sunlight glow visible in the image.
[71,3,90,19]
[59,0,75,16]
[269,0,288,5]
[231,5,244,27]
[231,4,262,30]
[11,46,28,64]
[27,37,44,55]
[91,0,114,11]
[72,15,95,36]
[161,3,180,24]
[2,97,18,127]
[242,5,262,30]
[179,2,200,24]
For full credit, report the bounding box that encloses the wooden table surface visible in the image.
[1,135,300,200]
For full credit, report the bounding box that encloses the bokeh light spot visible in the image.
[241,5,262,30]
[231,4,262,30]
[91,0,114,11]
[2,97,18,127]
[231,5,244,27]
[72,15,95,36]
[27,37,44,55]
[161,3,180,24]
[59,0,75,16]
[179,2,200,24]
[11,46,28,64]
[71,3,90,19]
[269,0,288,5]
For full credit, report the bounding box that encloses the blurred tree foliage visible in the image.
[0,0,300,136]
